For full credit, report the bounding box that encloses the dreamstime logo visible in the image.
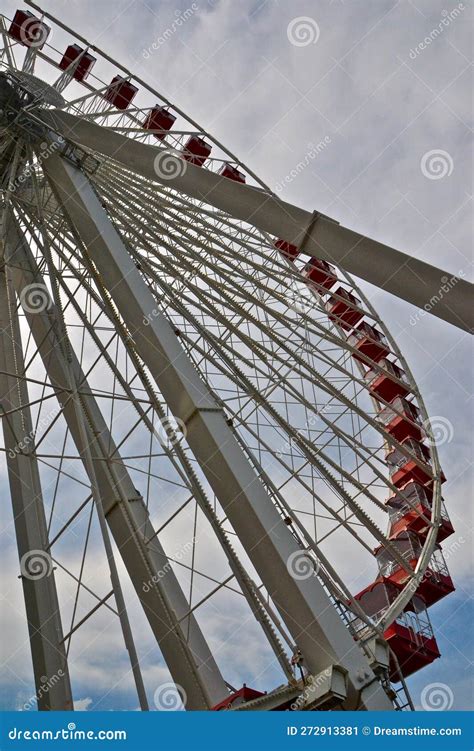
[443,534,465,563]
[290,668,332,710]
[275,137,332,193]
[20,550,53,580]
[142,537,195,593]
[8,405,60,459]
[422,415,454,447]
[287,17,320,47]
[420,149,454,180]
[8,139,65,195]
[143,306,159,326]
[154,415,187,448]
[153,149,187,180]
[409,4,466,59]
[19,17,50,49]
[23,670,65,711]
[287,550,319,580]
[409,270,465,326]
[142,4,199,58]
[154,682,187,710]
[287,277,319,317]
[276,409,331,460]
[420,682,454,710]
[19,283,52,314]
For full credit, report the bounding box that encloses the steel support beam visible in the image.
[4,216,228,710]
[40,110,473,333]
[0,259,73,710]
[42,150,393,710]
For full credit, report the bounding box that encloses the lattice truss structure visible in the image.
[0,4,458,713]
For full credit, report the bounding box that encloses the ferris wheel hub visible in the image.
[0,70,64,119]
[0,71,63,147]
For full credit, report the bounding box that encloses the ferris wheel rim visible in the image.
[2,36,443,589]
[0,4,454,712]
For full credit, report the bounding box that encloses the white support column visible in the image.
[4,217,228,710]
[42,151,394,710]
[0,261,73,710]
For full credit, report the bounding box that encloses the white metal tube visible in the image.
[0,260,73,710]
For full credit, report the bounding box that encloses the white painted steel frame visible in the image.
[0,253,73,710]
[10,199,296,686]
[3,214,229,710]
[39,109,473,333]
[24,144,441,651]
[42,148,393,710]
[0,11,452,712]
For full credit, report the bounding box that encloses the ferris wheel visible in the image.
[0,3,469,713]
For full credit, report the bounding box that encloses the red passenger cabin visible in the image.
[212,685,266,711]
[386,438,434,488]
[8,10,50,49]
[301,258,338,292]
[325,287,364,330]
[364,359,410,402]
[104,76,138,110]
[143,106,176,139]
[378,397,423,442]
[375,532,455,607]
[347,321,390,364]
[386,481,454,543]
[219,164,246,183]
[59,45,96,82]
[354,581,440,679]
[182,135,212,166]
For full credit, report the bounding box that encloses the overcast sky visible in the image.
[1,0,472,711]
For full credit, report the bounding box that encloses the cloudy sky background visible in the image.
[0,0,472,711]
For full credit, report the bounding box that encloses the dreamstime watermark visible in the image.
[286,276,320,317]
[8,725,127,741]
[287,17,320,47]
[408,4,466,59]
[7,405,60,459]
[420,149,454,180]
[8,138,65,195]
[153,149,187,180]
[275,137,332,193]
[422,415,454,446]
[154,682,187,710]
[276,406,332,460]
[409,271,465,326]
[18,15,51,48]
[442,535,466,563]
[286,550,320,580]
[142,5,199,59]
[19,282,52,315]
[153,415,187,448]
[290,668,332,710]
[22,670,65,711]
[143,306,159,326]
[406,535,464,597]
[142,537,195,592]
[20,550,53,580]
[420,682,454,710]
